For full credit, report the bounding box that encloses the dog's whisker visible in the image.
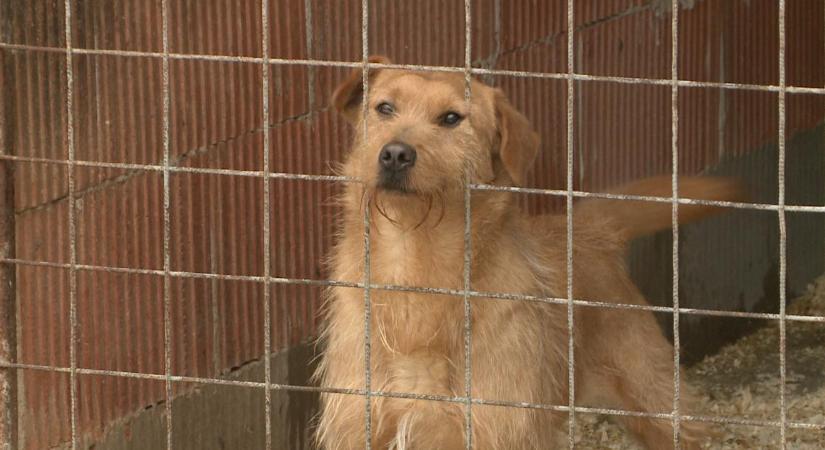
[433,191,447,228]
[412,194,434,230]
[373,191,400,227]
[364,188,385,234]
[358,186,368,217]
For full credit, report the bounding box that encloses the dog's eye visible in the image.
[440,112,463,127]
[376,102,395,116]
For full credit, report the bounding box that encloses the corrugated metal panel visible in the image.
[170,59,264,171]
[784,0,825,208]
[578,1,650,26]
[471,0,498,65]
[308,0,362,62]
[0,84,17,445]
[678,86,721,175]
[270,0,308,59]
[369,0,466,67]
[4,0,65,47]
[301,0,363,124]
[72,0,162,52]
[577,6,671,80]
[8,52,68,210]
[786,0,825,88]
[169,0,262,57]
[169,168,266,374]
[15,175,70,264]
[500,1,564,55]
[72,54,162,191]
[17,266,71,449]
[75,272,165,442]
[577,81,673,192]
[270,64,311,125]
[678,0,723,83]
[494,26,567,76]
[724,0,779,87]
[75,169,164,270]
[677,0,723,176]
[170,171,264,276]
[17,266,71,366]
[496,0,566,74]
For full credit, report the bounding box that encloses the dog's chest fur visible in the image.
[367,221,466,354]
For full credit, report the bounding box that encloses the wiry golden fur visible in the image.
[314,56,744,449]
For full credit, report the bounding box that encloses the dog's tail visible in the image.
[576,175,746,240]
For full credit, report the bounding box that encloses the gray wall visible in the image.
[630,125,825,364]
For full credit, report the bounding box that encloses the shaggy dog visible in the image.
[314,56,742,449]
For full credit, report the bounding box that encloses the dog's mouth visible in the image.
[376,171,414,194]
[366,184,447,229]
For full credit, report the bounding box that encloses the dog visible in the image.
[314,56,743,449]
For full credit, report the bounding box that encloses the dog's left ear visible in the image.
[332,55,391,124]
[493,89,540,186]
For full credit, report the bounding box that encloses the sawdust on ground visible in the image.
[572,275,825,449]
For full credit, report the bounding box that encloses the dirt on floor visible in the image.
[574,275,825,449]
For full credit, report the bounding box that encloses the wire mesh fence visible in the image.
[1,1,825,449]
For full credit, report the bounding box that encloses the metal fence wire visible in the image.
[1,0,825,449]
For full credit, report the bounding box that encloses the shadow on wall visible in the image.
[629,125,825,364]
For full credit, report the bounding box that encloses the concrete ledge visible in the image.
[82,345,319,450]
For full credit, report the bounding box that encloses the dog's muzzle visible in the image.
[377,141,416,191]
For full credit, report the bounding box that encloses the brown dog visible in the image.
[314,56,742,449]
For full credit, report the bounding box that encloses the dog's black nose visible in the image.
[379,142,416,172]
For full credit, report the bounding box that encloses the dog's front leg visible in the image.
[373,396,465,450]
[316,391,367,450]
[318,369,467,449]
[316,289,373,450]
[370,349,466,449]
[316,298,466,449]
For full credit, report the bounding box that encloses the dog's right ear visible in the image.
[331,55,391,124]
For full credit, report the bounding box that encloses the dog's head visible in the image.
[333,56,540,200]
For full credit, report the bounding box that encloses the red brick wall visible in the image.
[3,0,824,447]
